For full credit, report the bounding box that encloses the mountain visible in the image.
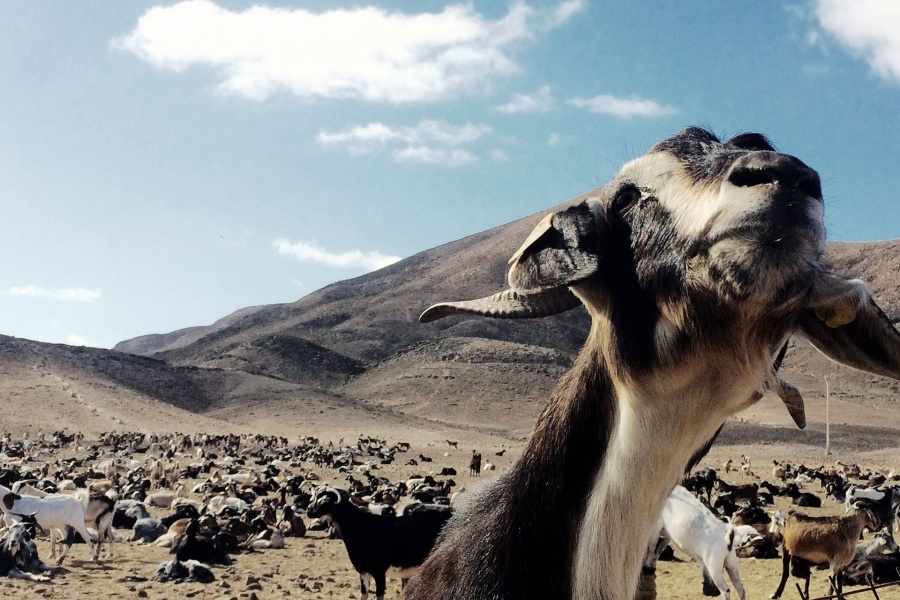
[6,191,900,445]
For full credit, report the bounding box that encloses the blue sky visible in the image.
[1,1,899,349]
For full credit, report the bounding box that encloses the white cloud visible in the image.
[66,334,90,347]
[113,1,582,103]
[490,149,511,161]
[546,0,586,30]
[816,0,900,82]
[495,85,554,113]
[567,94,676,118]
[5,286,101,303]
[393,147,476,166]
[548,132,562,147]
[274,239,400,271]
[318,119,491,165]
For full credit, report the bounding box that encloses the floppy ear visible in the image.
[797,273,900,380]
[507,201,605,294]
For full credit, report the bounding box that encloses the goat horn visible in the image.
[419,288,581,324]
[771,374,806,429]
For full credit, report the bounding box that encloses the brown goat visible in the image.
[714,481,759,505]
[769,508,879,599]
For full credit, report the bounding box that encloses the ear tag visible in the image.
[508,213,554,266]
[814,299,857,328]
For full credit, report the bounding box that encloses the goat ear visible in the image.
[507,201,605,294]
[797,273,900,380]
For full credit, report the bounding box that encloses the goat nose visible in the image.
[727,152,822,200]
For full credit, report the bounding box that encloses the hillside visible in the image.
[3,191,899,450]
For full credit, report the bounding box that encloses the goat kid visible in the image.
[406,128,900,600]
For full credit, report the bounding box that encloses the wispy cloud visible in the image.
[318,119,491,166]
[393,147,476,166]
[495,85,554,113]
[5,286,101,303]
[567,94,676,118]
[545,0,586,30]
[113,1,581,104]
[490,149,511,162]
[816,0,900,82]
[274,239,401,271]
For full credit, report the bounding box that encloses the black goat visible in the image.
[307,486,451,600]
[170,518,232,565]
[683,467,717,503]
[0,517,51,581]
[849,487,900,531]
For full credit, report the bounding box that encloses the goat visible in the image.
[661,485,746,600]
[0,484,97,565]
[845,551,900,585]
[847,486,899,531]
[52,489,117,560]
[714,480,759,505]
[469,451,482,477]
[770,508,879,599]
[683,467,717,504]
[405,128,900,600]
[0,518,51,581]
[307,486,451,600]
[153,558,215,583]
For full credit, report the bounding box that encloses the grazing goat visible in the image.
[770,508,879,599]
[307,486,451,600]
[661,485,746,600]
[0,484,97,565]
[406,127,900,600]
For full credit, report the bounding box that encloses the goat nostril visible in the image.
[729,167,776,189]
[798,174,822,200]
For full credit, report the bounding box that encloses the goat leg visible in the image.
[769,547,791,599]
[373,570,387,600]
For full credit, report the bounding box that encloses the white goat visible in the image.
[145,483,187,509]
[0,484,97,565]
[661,485,746,600]
[404,128,900,600]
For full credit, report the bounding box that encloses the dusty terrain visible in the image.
[1,424,898,600]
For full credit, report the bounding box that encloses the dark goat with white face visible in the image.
[405,128,900,600]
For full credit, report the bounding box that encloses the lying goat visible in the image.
[0,519,51,581]
[405,128,900,600]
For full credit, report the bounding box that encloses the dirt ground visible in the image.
[2,434,899,600]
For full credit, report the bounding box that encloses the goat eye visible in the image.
[612,186,641,214]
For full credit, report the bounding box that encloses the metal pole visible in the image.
[825,375,831,456]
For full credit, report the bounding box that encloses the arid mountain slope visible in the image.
[6,191,900,445]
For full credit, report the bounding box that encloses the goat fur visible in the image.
[405,128,900,600]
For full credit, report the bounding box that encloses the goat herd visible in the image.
[0,429,897,599]
[0,429,501,598]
